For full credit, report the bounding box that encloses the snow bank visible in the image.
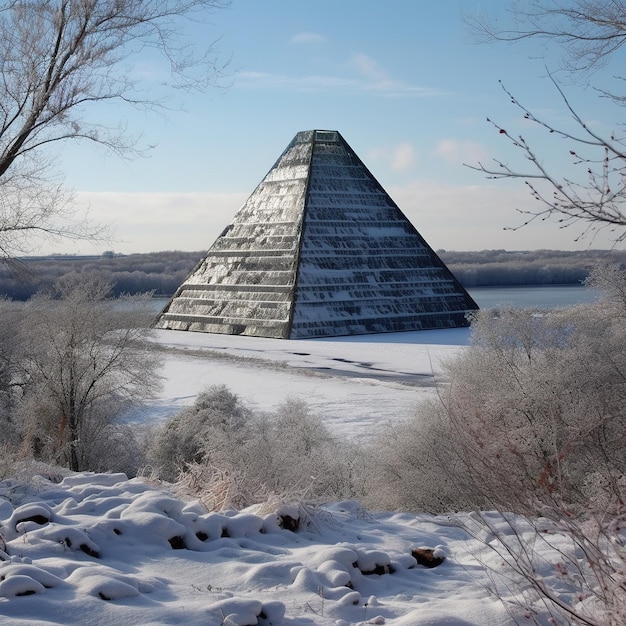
[0,472,515,625]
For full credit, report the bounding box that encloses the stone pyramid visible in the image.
[156,130,478,339]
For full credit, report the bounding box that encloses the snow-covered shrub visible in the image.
[146,385,251,482]
[362,400,473,514]
[149,391,360,505]
[370,265,626,519]
[368,263,626,624]
[442,300,626,518]
[241,397,358,500]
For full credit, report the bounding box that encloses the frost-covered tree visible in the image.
[17,273,160,472]
[149,390,359,504]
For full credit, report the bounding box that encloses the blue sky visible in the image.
[54,0,625,254]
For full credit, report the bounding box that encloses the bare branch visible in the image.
[466,0,626,74]
[0,0,230,258]
[466,75,626,243]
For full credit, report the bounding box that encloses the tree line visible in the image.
[1,248,623,300]
[439,248,626,287]
[0,251,204,300]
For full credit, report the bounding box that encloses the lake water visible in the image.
[150,285,598,314]
[467,285,598,310]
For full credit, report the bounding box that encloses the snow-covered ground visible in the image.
[0,471,521,626]
[143,327,470,441]
[0,327,560,625]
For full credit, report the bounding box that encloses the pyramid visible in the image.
[156,130,478,339]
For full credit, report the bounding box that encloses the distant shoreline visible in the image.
[1,248,623,300]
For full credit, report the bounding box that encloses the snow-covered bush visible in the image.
[369,264,626,519]
[368,263,626,624]
[362,400,473,514]
[443,298,626,518]
[146,385,251,482]
[148,390,359,505]
[240,397,362,501]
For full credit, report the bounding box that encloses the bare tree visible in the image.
[0,0,229,257]
[465,1,626,243]
[467,1,626,74]
[17,273,160,472]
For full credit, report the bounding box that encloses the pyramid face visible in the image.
[156,130,478,339]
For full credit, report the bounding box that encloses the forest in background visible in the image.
[0,248,624,300]
[439,248,626,286]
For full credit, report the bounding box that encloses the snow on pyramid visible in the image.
[156,130,478,339]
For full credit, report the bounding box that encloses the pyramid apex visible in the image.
[293,129,342,142]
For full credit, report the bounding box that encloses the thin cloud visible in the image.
[391,143,417,172]
[290,32,327,44]
[234,48,443,97]
[349,52,390,84]
[347,52,444,97]
[368,142,418,172]
[236,71,363,92]
[435,139,488,165]
[236,68,443,98]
